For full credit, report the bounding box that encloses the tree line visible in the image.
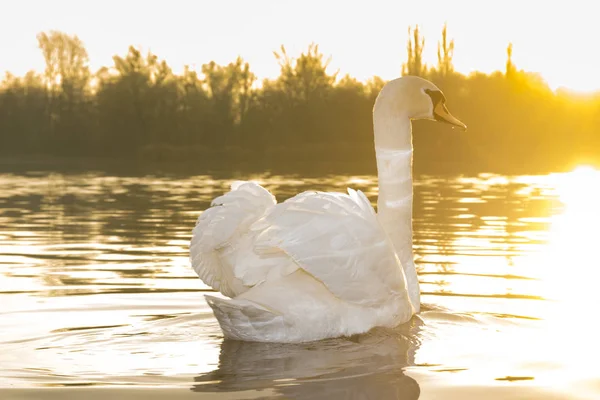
[1,25,599,174]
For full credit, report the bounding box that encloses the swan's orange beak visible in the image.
[433,102,467,130]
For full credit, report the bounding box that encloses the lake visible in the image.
[1,166,599,399]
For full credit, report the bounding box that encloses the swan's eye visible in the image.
[424,89,446,106]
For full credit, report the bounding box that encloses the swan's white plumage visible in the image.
[190,182,414,342]
[252,189,409,307]
[190,181,276,298]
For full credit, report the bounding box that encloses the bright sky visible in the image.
[2,0,598,91]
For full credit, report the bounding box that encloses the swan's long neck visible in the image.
[374,113,420,312]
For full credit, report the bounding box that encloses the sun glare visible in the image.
[540,165,600,317]
[553,166,600,208]
[507,166,600,380]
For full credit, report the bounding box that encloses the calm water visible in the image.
[1,167,599,399]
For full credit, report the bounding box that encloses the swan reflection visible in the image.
[192,318,423,399]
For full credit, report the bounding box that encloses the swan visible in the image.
[190,75,466,343]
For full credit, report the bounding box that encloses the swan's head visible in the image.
[374,75,466,130]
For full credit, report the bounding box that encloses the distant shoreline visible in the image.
[0,151,589,177]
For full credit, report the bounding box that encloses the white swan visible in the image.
[190,76,466,343]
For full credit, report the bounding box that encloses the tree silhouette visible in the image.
[402,26,426,77]
[506,43,516,79]
[0,71,47,152]
[202,57,255,145]
[37,31,91,152]
[436,23,455,77]
[1,29,600,175]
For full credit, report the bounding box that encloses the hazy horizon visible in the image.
[3,0,599,92]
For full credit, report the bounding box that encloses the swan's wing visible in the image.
[248,189,410,308]
[190,181,276,297]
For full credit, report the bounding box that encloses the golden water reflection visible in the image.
[1,166,599,397]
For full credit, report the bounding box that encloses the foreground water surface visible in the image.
[1,166,599,399]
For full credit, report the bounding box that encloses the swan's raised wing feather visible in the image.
[190,181,276,297]
[249,189,410,308]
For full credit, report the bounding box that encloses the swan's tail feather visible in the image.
[205,295,284,342]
